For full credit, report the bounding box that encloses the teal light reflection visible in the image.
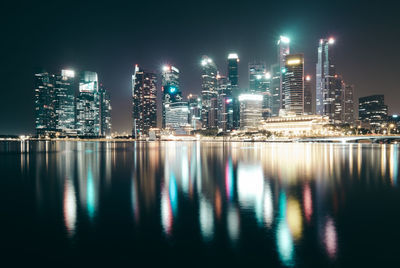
[276,191,294,267]
[87,167,95,220]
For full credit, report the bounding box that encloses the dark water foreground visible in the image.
[1,141,400,267]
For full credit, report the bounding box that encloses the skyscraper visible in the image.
[34,72,56,136]
[316,37,336,116]
[304,75,313,115]
[343,84,355,125]
[359,95,388,130]
[161,65,181,128]
[54,69,76,135]
[249,62,271,118]
[132,65,157,137]
[277,36,290,110]
[76,71,100,136]
[239,94,263,130]
[187,94,202,130]
[270,63,281,117]
[227,53,240,129]
[217,74,233,131]
[99,84,112,136]
[200,56,218,129]
[282,54,304,115]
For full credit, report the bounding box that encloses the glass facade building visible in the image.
[200,56,218,129]
[132,65,157,137]
[359,95,388,130]
[282,54,304,115]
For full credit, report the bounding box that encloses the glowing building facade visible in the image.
[200,56,218,129]
[282,54,304,115]
[76,71,100,136]
[239,94,263,130]
[162,65,181,128]
[132,65,157,137]
[54,70,76,135]
[228,53,240,129]
[359,95,388,130]
[34,72,56,136]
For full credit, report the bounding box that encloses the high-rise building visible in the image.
[200,56,218,129]
[165,102,189,134]
[343,84,355,125]
[228,53,240,129]
[187,94,202,130]
[76,71,100,136]
[99,84,112,136]
[132,65,157,137]
[332,76,344,124]
[277,36,290,110]
[239,94,263,130]
[282,54,304,115]
[161,65,182,128]
[359,95,388,130]
[316,37,336,116]
[217,74,233,131]
[270,63,281,117]
[34,72,56,136]
[249,61,266,93]
[304,75,313,115]
[54,69,76,135]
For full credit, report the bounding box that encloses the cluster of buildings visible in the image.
[34,70,111,137]
[132,36,359,137]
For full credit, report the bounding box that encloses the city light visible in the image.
[328,37,335,44]
[287,59,301,65]
[279,36,290,44]
[162,65,171,72]
[238,94,263,101]
[265,72,271,79]
[306,75,311,81]
[62,69,75,78]
[228,53,238,59]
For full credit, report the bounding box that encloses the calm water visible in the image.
[1,141,400,267]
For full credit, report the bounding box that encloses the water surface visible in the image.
[1,141,399,267]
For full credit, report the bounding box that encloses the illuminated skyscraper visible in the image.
[200,56,218,128]
[34,71,56,136]
[54,69,76,135]
[187,94,202,130]
[239,94,263,130]
[161,65,182,128]
[282,54,304,115]
[228,53,240,129]
[304,75,313,115]
[343,84,355,124]
[76,71,100,136]
[316,37,336,116]
[99,84,112,136]
[359,95,387,130]
[270,63,281,117]
[217,74,233,131]
[277,36,290,109]
[132,65,157,137]
[249,61,271,118]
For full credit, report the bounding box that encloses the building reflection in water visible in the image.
[16,141,400,264]
[276,191,294,266]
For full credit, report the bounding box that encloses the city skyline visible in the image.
[1,0,399,134]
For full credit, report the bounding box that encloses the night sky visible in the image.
[1,0,399,134]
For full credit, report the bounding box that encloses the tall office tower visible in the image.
[316,37,336,116]
[270,63,281,116]
[161,65,182,128]
[249,61,267,92]
[217,74,233,131]
[187,94,202,130]
[165,102,189,134]
[200,56,218,128]
[99,84,112,136]
[239,94,263,130]
[304,75,313,114]
[132,65,157,137]
[332,76,344,124]
[277,36,290,109]
[228,53,240,129]
[76,71,100,136]
[359,95,388,130]
[282,54,304,115]
[343,84,355,124]
[34,72,56,136]
[54,69,76,135]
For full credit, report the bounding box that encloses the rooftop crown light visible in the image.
[162,65,170,72]
[306,75,311,81]
[62,69,75,78]
[265,72,271,79]
[280,36,290,44]
[228,53,238,59]
[287,59,301,65]
[328,37,335,44]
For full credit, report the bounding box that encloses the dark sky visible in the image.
[1,0,399,134]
